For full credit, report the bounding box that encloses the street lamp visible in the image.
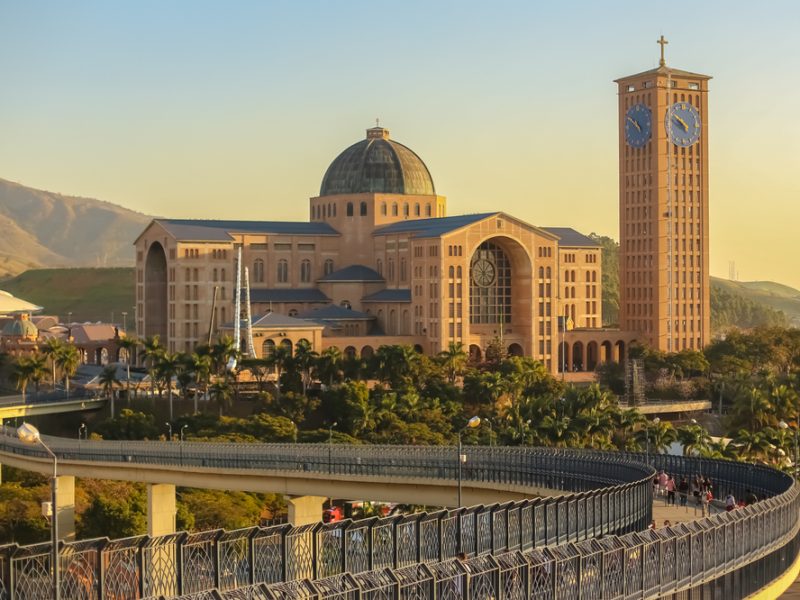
[457,416,481,508]
[121,311,128,333]
[328,422,337,474]
[485,418,494,447]
[165,422,173,441]
[78,423,86,440]
[646,417,660,458]
[180,424,188,442]
[17,423,60,600]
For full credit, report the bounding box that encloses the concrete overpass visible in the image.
[0,392,105,420]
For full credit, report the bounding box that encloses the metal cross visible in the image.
[657,35,669,66]
[375,117,380,128]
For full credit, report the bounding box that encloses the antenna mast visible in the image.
[243,266,256,358]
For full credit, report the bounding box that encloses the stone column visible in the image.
[55,475,76,541]
[287,495,327,526]
[147,483,176,537]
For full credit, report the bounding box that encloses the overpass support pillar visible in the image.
[148,483,176,536]
[56,475,76,541]
[287,495,327,526]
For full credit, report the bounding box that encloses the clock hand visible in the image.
[627,116,641,132]
[672,114,689,131]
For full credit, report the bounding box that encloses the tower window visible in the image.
[277,260,288,283]
[324,259,334,276]
[346,202,354,217]
[360,201,368,216]
[300,259,312,283]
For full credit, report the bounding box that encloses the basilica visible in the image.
[135,125,637,377]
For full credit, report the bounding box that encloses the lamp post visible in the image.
[328,422,337,474]
[457,416,481,508]
[485,418,494,447]
[180,424,188,442]
[78,423,86,440]
[17,423,60,600]
[121,311,128,333]
[646,417,660,458]
[165,422,172,442]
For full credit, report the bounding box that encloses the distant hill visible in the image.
[0,178,151,277]
[1,268,135,324]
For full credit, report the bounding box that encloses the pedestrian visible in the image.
[658,470,668,496]
[725,492,736,512]
[666,475,676,505]
[679,476,689,506]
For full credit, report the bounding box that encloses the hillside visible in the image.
[1,268,135,324]
[591,233,799,332]
[0,178,152,277]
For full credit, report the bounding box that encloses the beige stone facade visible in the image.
[615,59,711,352]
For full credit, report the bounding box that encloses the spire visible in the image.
[657,35,669,67]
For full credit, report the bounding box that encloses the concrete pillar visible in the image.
[55,475,76,541]
[287,495,326,526]
[147,483,176,537]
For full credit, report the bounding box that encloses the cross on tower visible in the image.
[657,35,669,67]
[375,117,380,128]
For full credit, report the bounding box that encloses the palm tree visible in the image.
[10,357,34,399]
[41,337,64,390]
[316,346,343,386]
[268,345,292,400]
[142,336,164,396]
[293,339,319,395]
[210,379,233,416]
[438,342,467,384]
[729,386,775,432]
[211,336,238,374]
[637,419,678,454]
[98,364,120,418]
[190,351,212,413]
[677,423,711,456]
[157,352,181,420]
[55,344,81,395]
[117,336,139,402]
[27,353,48,397]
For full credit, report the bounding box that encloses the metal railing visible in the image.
[0,433,796,599]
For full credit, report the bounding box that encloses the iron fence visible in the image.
[0,433,796,599]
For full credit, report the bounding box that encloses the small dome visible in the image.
[320,127,435,196]
[2,316,38,339]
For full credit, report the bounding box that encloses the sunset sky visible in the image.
[1,1,798,286]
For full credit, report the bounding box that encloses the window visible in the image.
[324,259,334,276]
[377,259,383,276]
[414,203,420,216]
[388,258,395,281]
[250,243,268,250]
[300,259,311,283]
[298,243,315,251]
[469,241,512,324]
[262,339,275,358]
[360,201,368,216]
[688,82,699,90]
[347,202,354,217]
[277,259,288,283]
[627,84,635,92]
[392,203,398,216]
[400,258,407,282]
[381,202,387,216]
[426,205,432,217]
[274,243,291,251]
[403,203,409,217]
[253,259,264,283]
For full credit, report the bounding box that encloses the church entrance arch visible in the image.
[601,340,613,363]
[586,341,599,371]
[144,242,168,340]
[507,343,524,357]
[572,341,584,371]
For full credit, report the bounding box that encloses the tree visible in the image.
[637,419,677,454]
[117,336,139,401]
[190,351,213,413]
[293,339,319,395]
[677,423,711,456]
[156,352,181,420]
[79,481,147,539]
[27,353,48,397]
[141,335,164,396]
[98,364,120,418]
[10,357,34,399]
[438,342,468,384]
[316,346,343,386]
[210,379,233,417]
[41,337,64,390]
[54,344,81,395]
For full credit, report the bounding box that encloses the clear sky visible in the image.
[1,1,798,286]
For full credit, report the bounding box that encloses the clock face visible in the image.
[625,103,652,148]
[472,258,496,287]
[665,102,701,147]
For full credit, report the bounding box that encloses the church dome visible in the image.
[320,127,436,196]
[2,315,38,339]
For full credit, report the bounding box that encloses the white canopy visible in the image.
[0,290,43,315]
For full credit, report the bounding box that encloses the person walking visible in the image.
[725,492,736,512]
[678,477,689,507]
[666,475,676,505]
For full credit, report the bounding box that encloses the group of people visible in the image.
[653,470,759,513]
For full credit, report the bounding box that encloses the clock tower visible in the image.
[615,37,711,352]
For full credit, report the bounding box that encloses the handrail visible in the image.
[0,432,795,599]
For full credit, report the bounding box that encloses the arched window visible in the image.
[469,241,512,325]
[333,203,337,217]
[449,266,455,278]
[300,259,311,283]
[456,266,462,278]
[538,266,544,278]
[346,202,354,217]
[403,203,409,217]
[326,203,331,217]
[262,339,276,358]
[213,268,218,281]
[376,259,383,276]
[546,266,551,278]
[221,268,226,281]
[426,204,432,217]
[381,202,387,216]
[324,259,334,276]
[400,258,407,282]
[388,258,395,281]
[586,271,591,282]
[280,338,293,356]
[254,259,265,283]
[414,203,420,216]
[392,202,398,216]
[360,201,367,216]
[592,271,597,282]
[288,309,298,317]
[277,259,288,283]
